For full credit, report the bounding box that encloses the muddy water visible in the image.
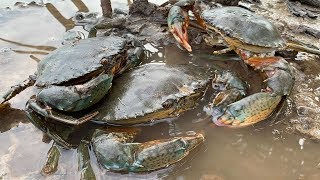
[0,1,320,180]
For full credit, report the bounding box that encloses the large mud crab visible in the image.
[0,35,145,124]
[167,0,320,127]
[24,63,249,175]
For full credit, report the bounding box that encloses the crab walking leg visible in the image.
[286,43,320,56]
[213,47,233,55]
[92,129,204,172]
[212,56,294,127]
[78,141,96,180]
[41,142,61,175]
[27,97,98,125]
[25,106,80,148]
[26,106,96,178]
[27,106,96,178]
[0,75,36,105]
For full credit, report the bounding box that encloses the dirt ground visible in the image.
[250,0,320,47]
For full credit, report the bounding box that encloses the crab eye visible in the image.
[76,14,84,20]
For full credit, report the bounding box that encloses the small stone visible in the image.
[299,138,306,149]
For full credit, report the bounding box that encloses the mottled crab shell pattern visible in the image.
[92,63,212,125]
[201,7,286,49]
[35,36,127,86]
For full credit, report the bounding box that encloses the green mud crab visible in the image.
[167,0,320,127]
[0,35,145,124]
[25,61,278,174]
[25,63,246,174]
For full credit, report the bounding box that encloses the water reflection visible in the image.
[0,103,28,133]
[100,0,112,17]
[0,37,55,62]
[45,3,75,31]
[0,0,133,64]
[46,0,90,31]
[0,37,56,51]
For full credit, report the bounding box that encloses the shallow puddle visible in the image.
[0,1,319,179]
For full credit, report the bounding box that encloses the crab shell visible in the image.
[90,63,213,125]
[36,36,127,86]
[201,7,286,52]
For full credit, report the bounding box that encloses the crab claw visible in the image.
[129,134,204,172]
[92,129,204,172]
[212,92,282,127]
[168,6,192,52]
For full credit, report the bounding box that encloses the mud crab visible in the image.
[167,0,320,127]
[24,63,249,175]
[0,35,145,124]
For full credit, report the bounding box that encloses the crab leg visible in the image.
[168,5,192,52]
[213,47,233,55]
[0,75,36,105]
[41,142,61,175]
[286,42,320,56]
[92,128,204,172]
[26,106,97,178]
[36,73,113,112]
[212,92,282,127]
[245,56,294,96]
[210,70,248,125]
[78,141,96,180]
[212,56,294,127]
[25,105,83,148]
[167,0,211,52]
[129,134,204,172]
[27,97,98,125]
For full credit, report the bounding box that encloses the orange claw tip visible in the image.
[212,117,226,127]
[183,41,192,52]
[176,33,192,52]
